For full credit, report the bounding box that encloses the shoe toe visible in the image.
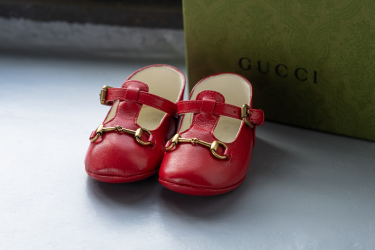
[85,133,162,183]
[159,145,243,195]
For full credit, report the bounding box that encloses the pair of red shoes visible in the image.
[85,65,264,196]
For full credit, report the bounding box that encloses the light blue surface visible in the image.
[0,53,374,250]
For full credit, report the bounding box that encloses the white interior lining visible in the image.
[104,66,184,130]
[179,74,251,143]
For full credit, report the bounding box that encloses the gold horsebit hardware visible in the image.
[165,133,228,160]
[241,104,254,129]
[90,124,152,146]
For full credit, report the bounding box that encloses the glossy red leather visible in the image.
[85,65,185,183]
[177,100,264,126]
[159,73,264,196]
[105,88,178,117]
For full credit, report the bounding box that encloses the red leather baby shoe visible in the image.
[159,73,264,195]
[85,65,185,183]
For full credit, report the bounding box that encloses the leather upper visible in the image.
[177,100,264,126]
[85,65,185,183]
[159,75,264,195]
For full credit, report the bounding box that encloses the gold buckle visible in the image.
[241,104,254,129]
[99,85,113,106]
[133,127,152,146]
[165,133,228,160]
[90,124,152,146]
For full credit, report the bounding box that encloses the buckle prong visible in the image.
[241,104,254,129]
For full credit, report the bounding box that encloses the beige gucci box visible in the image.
[183,0,375,141]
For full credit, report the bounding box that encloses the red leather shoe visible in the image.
[159,73,264,195]
[85,65,185,183]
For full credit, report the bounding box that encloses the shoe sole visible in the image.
[158,175,246,196]
[86,169,158,183]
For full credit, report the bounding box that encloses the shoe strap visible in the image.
[177,100,264,126]
[105,87,177,117]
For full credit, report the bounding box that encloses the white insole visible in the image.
[105,66,184,130]
[179,74,251,143]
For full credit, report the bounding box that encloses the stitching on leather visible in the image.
[214,111,238,119]
[140,100,174,115]
[87,169,158,178]
[213,103,240,119]
[249,110,263,124]
[177,101,202,114]
[217,102,238,109]
[177,101,202,105]
[215,102,239,111]
[159,175,246,191]
[107,90,126,100]
[109,89,126,93]
[138,92,176,116]
[178,109,200,113]
[141,91,172,103]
